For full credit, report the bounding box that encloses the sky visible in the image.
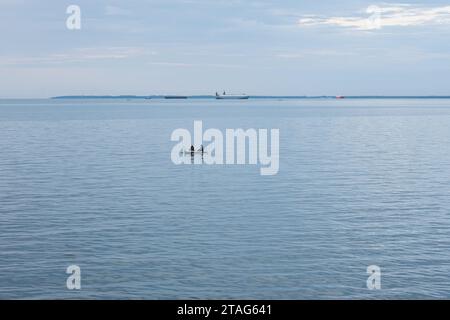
[1,0,450,97]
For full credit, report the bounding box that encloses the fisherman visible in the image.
[190,145,195,155]
[199,144,204,155]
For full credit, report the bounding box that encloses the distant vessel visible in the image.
[216,91,249,100]
[336,96,345,99]
[165,95,188,99]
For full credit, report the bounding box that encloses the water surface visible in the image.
[1,98,450,299]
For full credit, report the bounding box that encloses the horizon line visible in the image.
[3,95,450,100]
[49,95,450,100]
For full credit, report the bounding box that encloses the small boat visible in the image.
[180,150,207,155]
[215,91,249,100]
[336,96,345,99]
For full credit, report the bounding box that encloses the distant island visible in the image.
[51,95,212,99]
[53,95,155,99]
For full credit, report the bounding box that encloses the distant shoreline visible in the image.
[50,95,450,100]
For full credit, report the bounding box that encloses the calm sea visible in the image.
[1,98,450,299]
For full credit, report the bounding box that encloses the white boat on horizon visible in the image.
[215,91,249,100]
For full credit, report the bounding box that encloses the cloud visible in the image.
[275,46,450,64]
[105,6,132,16]
[298,4,450,30]
[276,49,357,59]
[148,61,246,68]
[0,0,24,5]
[0,47,155,66]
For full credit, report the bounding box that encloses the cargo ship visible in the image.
[215,91,249,100]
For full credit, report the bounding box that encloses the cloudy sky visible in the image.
[1,0,450,97]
